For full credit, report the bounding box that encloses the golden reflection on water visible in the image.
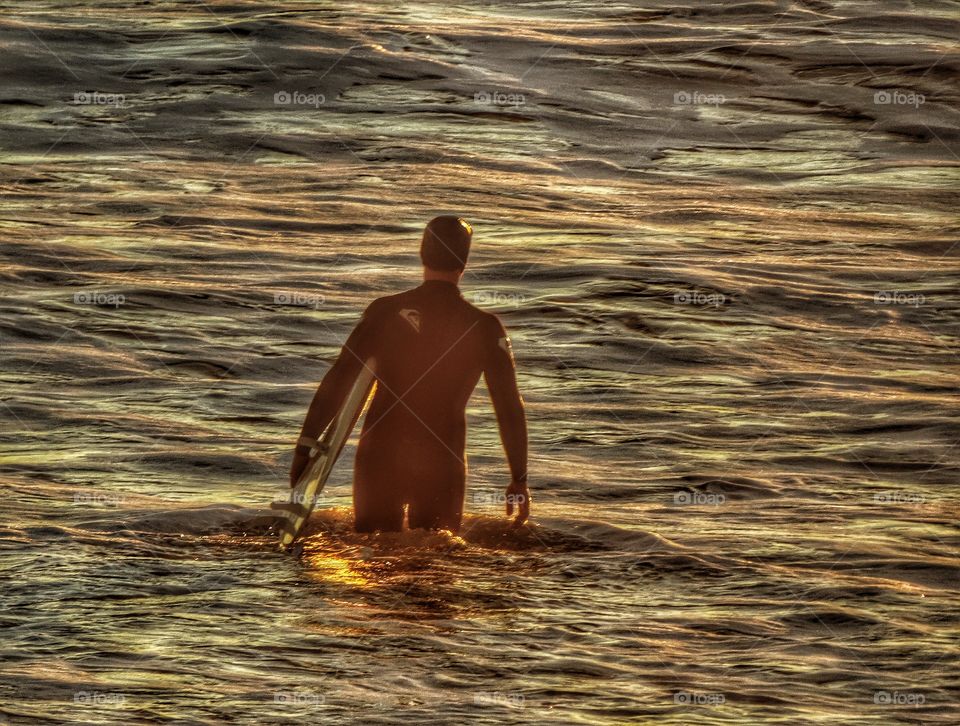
[295,523,501,623]
[303,548,373,589]
[299,526,468,588]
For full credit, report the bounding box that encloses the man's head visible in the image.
[420,215,472,273]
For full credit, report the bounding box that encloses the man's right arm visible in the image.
[482,315,529,525]
[289,302,379,486]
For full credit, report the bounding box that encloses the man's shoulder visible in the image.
[363,289,413,317]
[364,287,505,336]
[467,304,507,343]
[450,293,499,331]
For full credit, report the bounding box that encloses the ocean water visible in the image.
[1,1,959,724]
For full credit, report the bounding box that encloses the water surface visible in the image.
[1,1,958,723]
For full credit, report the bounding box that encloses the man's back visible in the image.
[359,279,496,450]
[345,279,516,532]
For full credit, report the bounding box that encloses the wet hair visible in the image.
[420,215,473,271]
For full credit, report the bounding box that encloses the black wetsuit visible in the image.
[302,280,526,532]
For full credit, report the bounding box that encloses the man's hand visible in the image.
[290,451,309,488]
[505,478,530,527]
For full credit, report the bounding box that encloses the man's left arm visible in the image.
[482,315,530,525]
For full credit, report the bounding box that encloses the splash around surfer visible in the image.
[290,216,530,533]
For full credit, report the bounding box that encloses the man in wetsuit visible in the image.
[289,216,530,533]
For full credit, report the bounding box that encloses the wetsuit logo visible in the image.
[399,308,421,333]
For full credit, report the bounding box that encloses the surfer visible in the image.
[290,216,530,533]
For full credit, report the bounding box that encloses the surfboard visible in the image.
[272,360,376,550]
